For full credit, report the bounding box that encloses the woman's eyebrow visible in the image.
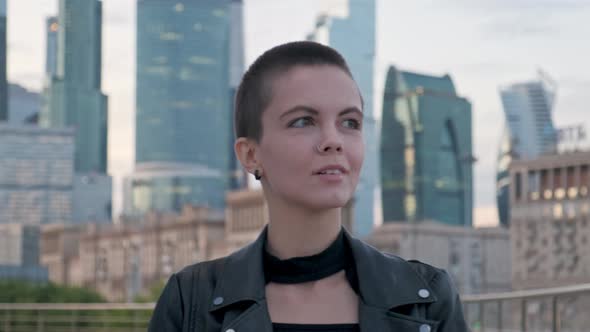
[279,106,363,120]
[339,107,363,118]
[279,106,318,120]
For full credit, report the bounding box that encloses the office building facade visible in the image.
[42,0,108,174]
[510,150,590,290]
[367,221,511,295]
[496,75,558,227]
[45,16,59,77]
[0,125,74,225]
[380,66,473,226]
[127,0,244,215]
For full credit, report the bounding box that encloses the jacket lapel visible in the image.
[219,300,274,332]
[208,229,269,331]
[209,227,441,332]
[345,230,441,331]
[359,302,439,331]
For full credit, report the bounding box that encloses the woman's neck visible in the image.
[265,200,343,260]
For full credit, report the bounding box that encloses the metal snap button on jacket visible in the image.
[418,289,430,299]
[213,296,224,305]
[420,324,431,332]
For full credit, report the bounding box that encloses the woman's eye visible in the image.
[289,117,314,128]
[342,118,361,130]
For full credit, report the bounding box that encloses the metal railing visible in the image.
[0,303,154,332]
[462,283,590,332]
[1,283,589,332]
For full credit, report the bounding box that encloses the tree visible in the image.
[133,279,166,303]
[0,280,105,303]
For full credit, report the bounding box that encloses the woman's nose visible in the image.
[316,127,343,153]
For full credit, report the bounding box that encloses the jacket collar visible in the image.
[209,226,436,313]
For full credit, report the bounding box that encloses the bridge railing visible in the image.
[462,283,590,332]
[0,303,154,332]
[1,283,590,332]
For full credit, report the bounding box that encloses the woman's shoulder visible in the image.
[358,241,459,300]
[174,256,227,286]
[381,250,456,289]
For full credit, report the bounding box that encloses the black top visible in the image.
[263,229,360,332]
[273,323,360,332]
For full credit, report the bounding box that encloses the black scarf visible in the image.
[263,229,359,292]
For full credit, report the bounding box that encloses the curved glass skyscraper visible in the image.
[127,0,243,215]
[380,66,473,226]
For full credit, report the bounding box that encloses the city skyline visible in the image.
[6,0,590,225]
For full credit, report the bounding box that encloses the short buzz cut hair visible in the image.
[234,41,358,142]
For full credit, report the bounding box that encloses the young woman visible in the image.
[149,41,468,332]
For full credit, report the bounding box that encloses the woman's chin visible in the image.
[301,196,351,211]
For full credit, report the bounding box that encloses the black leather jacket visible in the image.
[149,228,469,331]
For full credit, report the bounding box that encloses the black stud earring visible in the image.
[254,169,262,180]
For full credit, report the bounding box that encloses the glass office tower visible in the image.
[381,66,473,226]
[127,0,243,215]
[42,0,108,174]
[496,75,557,226]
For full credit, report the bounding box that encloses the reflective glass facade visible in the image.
[42,0,108,174]
[496,78,557,227]
[45,16,59,77]
[131,0,241,214]
[499,81,557,160]
[380,66,473,226]
[124,163,225,214]
[496,127,512,227]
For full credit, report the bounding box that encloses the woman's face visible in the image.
[257,64,364,211]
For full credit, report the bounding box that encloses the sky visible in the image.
[6,0,590,226]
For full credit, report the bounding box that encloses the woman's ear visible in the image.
[234,137,262,177]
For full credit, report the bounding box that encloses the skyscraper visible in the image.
[126,0,244,215]
[496,73,558,227]
[45,16,59,78]
[307,0,378,237]
[41,0,112,223]
[42,0,108,174]
[380,66,473,227]
[0,0,7,121]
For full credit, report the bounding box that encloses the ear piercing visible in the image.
[254,169,262,180]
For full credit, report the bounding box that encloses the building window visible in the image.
[515,172,522,201]
[528,170,540,201]
[553,203,563,220]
